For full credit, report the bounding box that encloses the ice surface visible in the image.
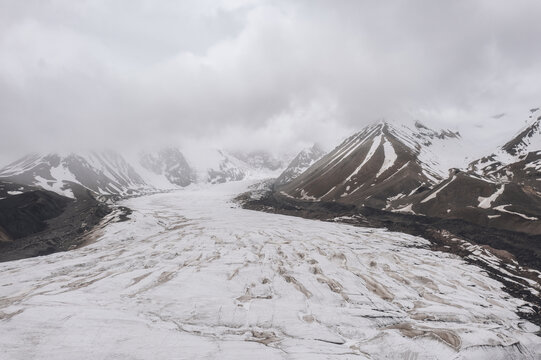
[0,181,539,359]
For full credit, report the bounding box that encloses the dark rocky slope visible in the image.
[0,182,111,262]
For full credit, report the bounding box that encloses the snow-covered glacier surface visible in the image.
[0,181,539,360]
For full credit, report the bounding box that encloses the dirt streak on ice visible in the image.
[0,181,539,359]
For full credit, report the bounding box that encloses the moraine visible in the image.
[0,181,539,359]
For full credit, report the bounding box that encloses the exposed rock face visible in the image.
[0,188,71,240]
[275,144,325,186]
[0,180,111,262]
[393,172,541,234]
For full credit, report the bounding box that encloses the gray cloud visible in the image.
[1,0,540,164]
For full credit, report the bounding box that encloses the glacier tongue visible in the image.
[0,181,539,359]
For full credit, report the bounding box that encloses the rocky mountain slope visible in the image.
[0,151,150,198]
[0,179,111,262]
[393,171,541,234]
[274,115,541,235]
[277,121,463,209]
[0,148,288,199]
[469,108,541,191]
[392,111,541,234]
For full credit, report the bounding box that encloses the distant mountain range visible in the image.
[2,108,540,236]
[0,148,290,199]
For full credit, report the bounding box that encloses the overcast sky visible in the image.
[1,0,540,165]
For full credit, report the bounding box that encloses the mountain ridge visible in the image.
[274,114,541,234]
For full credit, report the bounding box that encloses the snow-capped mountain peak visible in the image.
[277,120,464,209]
[468,109,541,188]
[138,147,196,188]
[206,150,248,184]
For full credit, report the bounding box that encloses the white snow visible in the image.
[393,203,416,215]
[385,193,406,209]
[345,134,382,183]
[494,204,539,221]
[376,139,397,178]
[6,190,22,195]
[388,123,470,180]
[319,185,337,199]
[299,189,317,201]
[381,160,410,184]
[478,185,505,209]
[471,111,541,179]
[420,175,456,204]
[0,154,43,177]
[525,159,541,171]
[506,110,541,155]
[0,181,538,359]
[33,175,75,199]
[320,125,381,177]
[127,153,181,190]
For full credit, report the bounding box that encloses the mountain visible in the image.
[388,110,541,234]
[469,108,541,191]
[277,121,463,209]
[205,150,289,184]
[0,151,150,198]
[233,151,285,172]
[0,147,290,199]
[275,144,325,186]
[397,110,541,234]
[206,150,247,184]
[392,170,541,234]
[137,148,196,188]
[274,117,541,234]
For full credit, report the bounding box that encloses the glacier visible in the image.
[0,181,539,359]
